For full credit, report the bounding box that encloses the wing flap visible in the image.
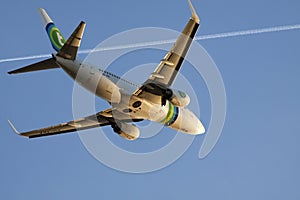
[146,17,199,87]
[57,21,85,60]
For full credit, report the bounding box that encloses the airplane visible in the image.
[7,0,205,140]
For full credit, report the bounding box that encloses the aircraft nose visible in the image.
[186,109,205,134]
[185,109,205,134]
[171,108,205,135]
[195,118,205,134]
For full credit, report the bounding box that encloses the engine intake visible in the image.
[169,89,190,107]
[112,122,140,140]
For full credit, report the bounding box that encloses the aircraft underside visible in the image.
[7,0,205,140]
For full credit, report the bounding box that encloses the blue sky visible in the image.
[1,0,300,199]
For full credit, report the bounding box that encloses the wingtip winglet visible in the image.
[188,0,200,23]
[8,120,21,135]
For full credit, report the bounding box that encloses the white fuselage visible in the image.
[55,56,205,134]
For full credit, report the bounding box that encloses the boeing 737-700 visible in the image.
[8,0,205,140]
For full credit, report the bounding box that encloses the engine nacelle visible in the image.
[113,122,140,141]
[169,89,190,108]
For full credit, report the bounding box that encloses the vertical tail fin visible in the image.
[39,8,66,52]
[39,8,86,60]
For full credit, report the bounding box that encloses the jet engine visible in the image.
[169,89,190,108]
[112,122,140,140]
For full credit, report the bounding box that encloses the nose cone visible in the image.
[185,109,205,134]
[170,108,205,135]
[195,118,205,134]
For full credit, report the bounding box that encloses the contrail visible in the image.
[0,54,50,63]
[1,24,300,64]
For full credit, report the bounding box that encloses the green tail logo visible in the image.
[46,22,66,51]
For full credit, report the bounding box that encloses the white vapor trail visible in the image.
[1,24,300,64]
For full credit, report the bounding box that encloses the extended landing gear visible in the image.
[161,88,173,106]
[112,123,121,134]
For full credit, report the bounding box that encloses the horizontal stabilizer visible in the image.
[8,58,59,74]
[57,21,86,60]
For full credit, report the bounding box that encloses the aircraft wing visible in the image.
[134,0,200,99]
[8,108,138,138]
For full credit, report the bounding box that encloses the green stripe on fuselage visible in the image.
[160,102,174,124]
